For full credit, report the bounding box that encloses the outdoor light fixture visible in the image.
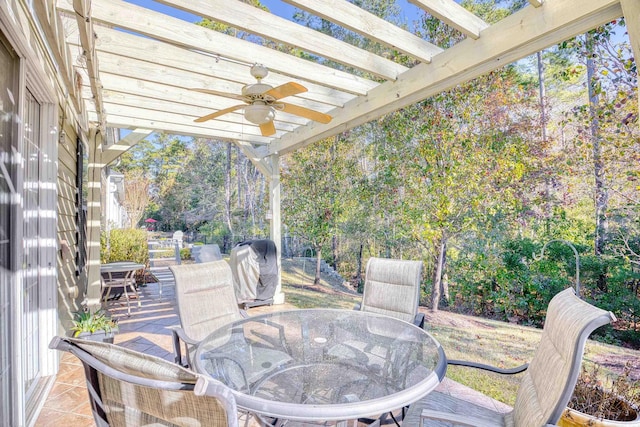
[244,103,275,125]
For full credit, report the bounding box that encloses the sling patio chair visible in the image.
[169,261,249,367]
[169,260,290,370]
[403,287,616,427]
[357,257,425,328]
[49,335,238,427]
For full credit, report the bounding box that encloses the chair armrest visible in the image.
[447,359,529,375]
[168,326,200,366]
[413,312,425,329]
[194,376,239,427]
[168,326,199,346]
[421,409,498,427]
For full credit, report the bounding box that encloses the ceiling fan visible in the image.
[192,64,332,137]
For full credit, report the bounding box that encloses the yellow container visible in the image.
[559,407,640,427]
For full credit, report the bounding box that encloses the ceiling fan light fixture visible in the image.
[244,104,275,125]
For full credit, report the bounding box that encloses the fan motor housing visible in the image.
[242,83,274,101]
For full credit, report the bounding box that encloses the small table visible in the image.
[100,262,144,315]
[195,309,446,425]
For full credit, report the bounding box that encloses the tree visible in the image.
[282,135,357,284]
[122,170,151,228]
[378,66,539,312]
[557,21,638,292]
[117,133,191,231]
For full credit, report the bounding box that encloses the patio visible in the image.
[3,0,638,425]
[34,278,510,426]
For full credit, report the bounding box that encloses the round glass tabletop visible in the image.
[195,308,446,422]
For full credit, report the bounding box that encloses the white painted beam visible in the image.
[91,112,273,145]
[159,0,407,80]
[283,0,442,63]
[82,50,336,115]
[57,0,378,95]
[59,17,358,108]
[408,0,489,39]
[271,0,623,156]
[620,0,640,114]
[90,84,309,127]
[102,129,153,165]
[71,0,106,129]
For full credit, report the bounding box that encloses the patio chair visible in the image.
[49,336,238,427]
[357,257,425,328]
[169,261,247,367]
[404,287,616,427]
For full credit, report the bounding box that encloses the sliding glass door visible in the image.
[0,31,19,427]
[23,89,42,401]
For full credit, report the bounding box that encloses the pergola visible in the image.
[48,0,639,305]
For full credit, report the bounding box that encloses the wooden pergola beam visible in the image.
[408,0,489,39]
[159,0,407,80]
[272,0,623,156]
[282,0,443,63]
[102,129,153,166]
[71,0,106,131]
[620,0,640,113]
[57,0,378,96]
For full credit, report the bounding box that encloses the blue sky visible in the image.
[125,0,421,25]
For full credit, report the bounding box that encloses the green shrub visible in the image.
[102,228,149,266]
[100,231,108,264]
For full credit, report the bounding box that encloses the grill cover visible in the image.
[230,239,278,302]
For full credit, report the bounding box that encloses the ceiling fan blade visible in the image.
[280,103,332,124]
[264,82,307,100]
[259,121,276,136]
[190,88,245,102]
[194,105,244,123]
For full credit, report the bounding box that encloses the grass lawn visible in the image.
[280,257,640,407]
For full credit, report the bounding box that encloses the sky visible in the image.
[125,0,421,25]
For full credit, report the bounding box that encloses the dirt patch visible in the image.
[287,282,356,297]
[423,309,496,330]
[592,353,640,381]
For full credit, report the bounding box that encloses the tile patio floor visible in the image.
[34,279,511,426]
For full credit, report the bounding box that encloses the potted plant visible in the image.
[560,363,640,426]
[70,309,119,343]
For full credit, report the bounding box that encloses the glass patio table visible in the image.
[194,308,447,425]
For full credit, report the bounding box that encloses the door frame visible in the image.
[1,6,60,425]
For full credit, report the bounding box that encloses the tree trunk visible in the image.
[315,248,322,286]
[586,33,609,256]
[586,33,608,291]
[355,243,363,289]
[224,143,232,252]
[430,235,448,313]
[331,235,338,270]
[537,51,553,234]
